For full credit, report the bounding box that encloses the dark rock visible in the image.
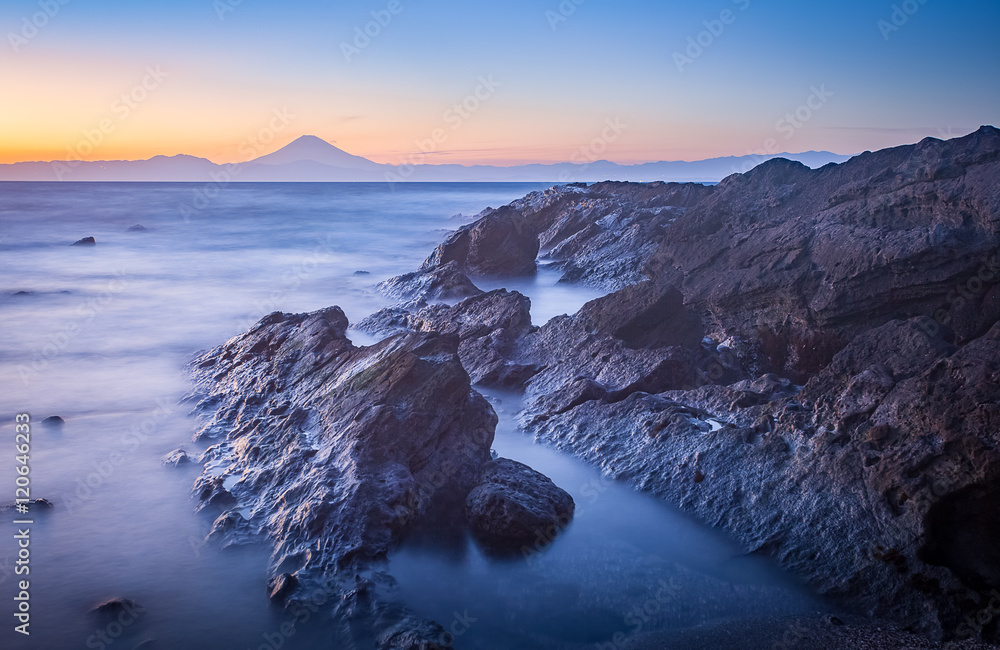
[161,449,190,467]
[72,236,96,246]
[576,280,704,349]
[12,290,32,296]
[188,306,505,646]
[376,260,482,303]
[423,206,539,277]
[643,125,1000,377]
[354,270,371,275]
[466,458,574,552]
[42,415,65,427]
[127,224,147,232]
[0,498,53,512]
[90,598,143,618]
[360,289,539,389]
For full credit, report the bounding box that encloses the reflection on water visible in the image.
[2,182,812,650]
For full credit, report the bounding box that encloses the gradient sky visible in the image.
[1,0,997,166]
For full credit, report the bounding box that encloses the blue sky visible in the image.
[1,0,997,164]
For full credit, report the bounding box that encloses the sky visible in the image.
[0,0,997,166]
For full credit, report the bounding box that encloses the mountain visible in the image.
[249,135,383,170]
[0,135,853,183]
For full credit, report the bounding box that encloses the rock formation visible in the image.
[356,126,1000,643]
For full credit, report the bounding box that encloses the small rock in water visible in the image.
[127,224,148,232]
[42,415,65,427]
[89,597,143,618]
[466,458,575,553]
[161,449,191,467]
[12,290,33,296]
[71,236,96,246]
[353,270,371,275]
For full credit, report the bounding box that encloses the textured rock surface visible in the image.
[375,260,483,304]
[465,458,575,552]
[423,206,539,277]
[188,305,574,648]
[351,126,1000,644]
[188,307,498,647]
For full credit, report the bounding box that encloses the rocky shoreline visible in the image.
[187,126,1000,647]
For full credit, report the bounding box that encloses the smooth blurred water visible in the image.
[0,182,814,650]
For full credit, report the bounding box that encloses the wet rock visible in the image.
[161,449,190,467]
[376,260,483,303]
[41,415,65,427]
[267,572,298,604]
[423,206,539,277]
[466,458,574,552]
[127,224,148,232]
[187,306,508,646]
[0,498,52,512]
[354,270,371,275]
[360,289,539,388]
[72,236,96,246]
[89,598,143,618]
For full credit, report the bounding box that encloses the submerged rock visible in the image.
[161,449,190,467]
[72,236,96,246]
[466,458,574,553]
[89,598,143,618]
[41,415,65,427]
[127,224,148,232]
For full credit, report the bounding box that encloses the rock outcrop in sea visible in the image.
[360,126,1000,644]
[188,125,1000,646]
[187,307,573,647]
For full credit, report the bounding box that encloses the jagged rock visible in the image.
[375,260,482,303]
[359,290,540,388]
[643,126,1000,377]
[72,236,96,246]
[186,306,517,647]
[423,206,539,277]
[161,449,190,467]
[466,458,574,552]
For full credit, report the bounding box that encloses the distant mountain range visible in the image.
[0,135,853,183]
